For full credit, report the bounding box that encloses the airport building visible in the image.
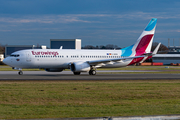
[168,46,180,54]
[151,43,180,65]
[5,45,42,57]
[50,39,81,49]
[4,39,81,57]
[152,54,180,65]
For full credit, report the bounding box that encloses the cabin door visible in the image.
[26,52,31,62]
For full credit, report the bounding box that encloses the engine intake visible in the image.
[70,62,90,72]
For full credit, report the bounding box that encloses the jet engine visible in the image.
[45,68,63,72]
[70,62,90,72]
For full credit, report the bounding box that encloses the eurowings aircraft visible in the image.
[3,18,160,75]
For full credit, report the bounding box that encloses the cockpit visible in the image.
[10,54,20,57]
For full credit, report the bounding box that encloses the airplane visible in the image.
[3,18,161,75]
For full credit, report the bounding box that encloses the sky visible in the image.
[0,0,180,48]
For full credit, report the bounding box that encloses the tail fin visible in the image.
[121,18,157,57]
[132,18,157,56]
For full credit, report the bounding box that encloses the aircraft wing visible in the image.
[87,43,161,67]
[87,55,146,66]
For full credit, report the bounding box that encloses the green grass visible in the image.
[0,80,180,119]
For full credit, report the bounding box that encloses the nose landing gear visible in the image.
[12,67,23,75]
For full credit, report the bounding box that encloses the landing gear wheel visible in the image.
[89,70,92,75]
[18,71,23,75]
[92,70,96,75]
[74,72,81,75]
[89,70,96,75]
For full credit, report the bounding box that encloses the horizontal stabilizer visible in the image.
[152,43,161,55]
[143,43,161,56]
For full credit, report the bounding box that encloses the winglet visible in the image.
[60,46,63,49]
[152,43,161,55]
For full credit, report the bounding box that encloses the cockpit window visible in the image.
[10,54,20,57]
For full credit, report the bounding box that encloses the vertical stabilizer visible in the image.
[132,18,157,56]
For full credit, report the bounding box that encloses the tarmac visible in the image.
[0,70,180,80]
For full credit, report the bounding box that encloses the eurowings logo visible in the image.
[31,51,59,56]
[107,53,118,55]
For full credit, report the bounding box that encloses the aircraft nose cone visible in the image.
[2,58,7,64]
[2,58,9,65]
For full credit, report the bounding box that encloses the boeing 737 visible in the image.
[3,18,160,75]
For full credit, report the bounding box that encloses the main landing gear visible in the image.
[73,68,96,75]
[18,70,23,75]
[89,67,96,75]
[73,72,81,75]
[89,70,96,75]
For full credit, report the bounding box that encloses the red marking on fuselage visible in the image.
[128,57,144,65]
[128,56,153,66]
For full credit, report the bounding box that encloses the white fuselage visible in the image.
[4,49,132,69]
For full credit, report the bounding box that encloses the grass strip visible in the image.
[0,80,180,119]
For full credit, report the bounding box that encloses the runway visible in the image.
[0,70,180,80]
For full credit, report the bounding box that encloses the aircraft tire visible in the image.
[89,70,96,75]
[89,70,92,75]
[18,71,23,75]
[92,70,96,75]
[74,72,81,75]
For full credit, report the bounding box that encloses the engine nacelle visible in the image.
[70,62,90,72]
[45,68,63,72]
